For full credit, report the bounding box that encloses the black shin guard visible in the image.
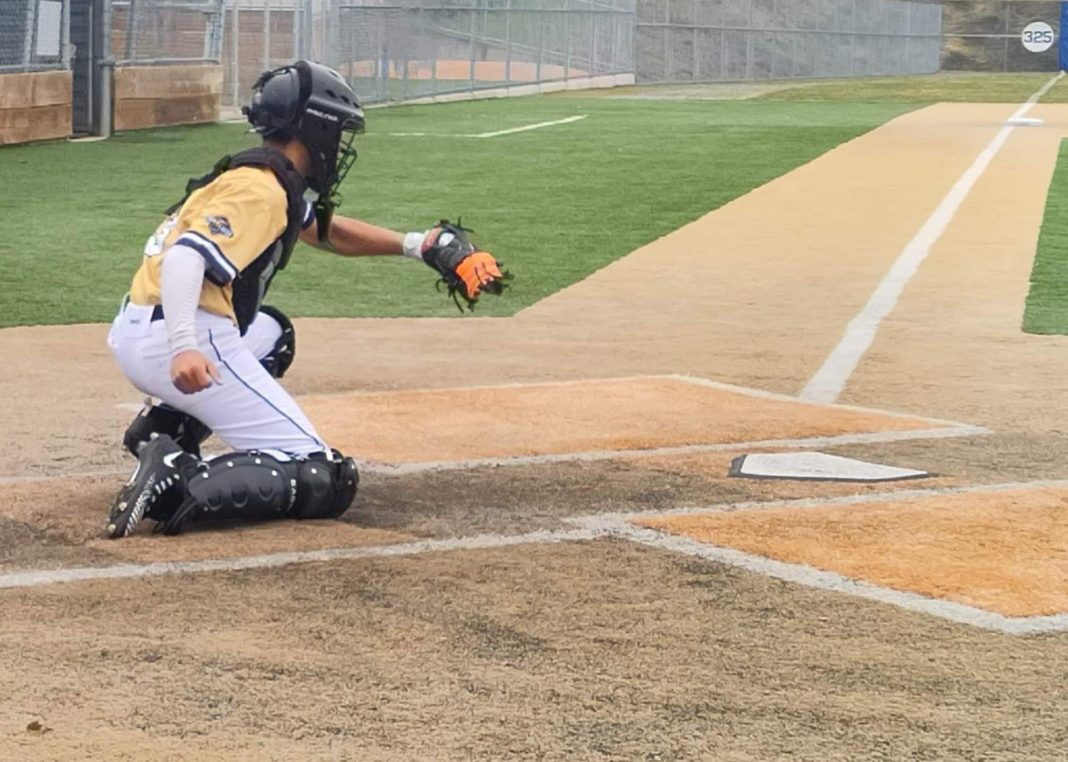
[158,450,359,535]
[124,404,212,458]
[159,453,292,534]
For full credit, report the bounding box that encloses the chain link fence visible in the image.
[0,0,71,72]
[222,0,313,107]
[111,0,224,64]
[327,0,636,104]
[636,0,942,84]
[942,0,1062,72]
[28,1,1068,134]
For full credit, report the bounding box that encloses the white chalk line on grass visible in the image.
[800,72,1066,405]
[471,115,587,137]
[387,114,587,138]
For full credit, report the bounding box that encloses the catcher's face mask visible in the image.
[245,60,365,243]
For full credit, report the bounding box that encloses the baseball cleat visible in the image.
[106,434,187,539]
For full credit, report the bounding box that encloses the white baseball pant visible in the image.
[108,303,327,457]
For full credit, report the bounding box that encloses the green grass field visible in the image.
[1024,138,1068,334]
[0,96,914,327]
[3,72,1067,329]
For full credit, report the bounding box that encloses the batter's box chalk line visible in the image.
[3,480,1068,635]
[109,373,988,478]
[569,479,1068,635]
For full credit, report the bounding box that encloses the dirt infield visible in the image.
[4,101,1068,758]
[638,486,1068,617]
[302,376,957,465]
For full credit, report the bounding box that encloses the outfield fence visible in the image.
[0,0,71,72]
[325,0,636,104]
[636,0,943,83]
[942,0,1063,72]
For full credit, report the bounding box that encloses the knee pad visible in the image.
[292,451,360,520]
[123,404,212,458]
[258,305,296,379]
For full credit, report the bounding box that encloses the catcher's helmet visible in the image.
[243,60,364,203]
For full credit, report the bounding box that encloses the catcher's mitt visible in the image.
[421,220,511,311]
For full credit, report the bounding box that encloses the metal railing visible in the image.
[0,0,71,72]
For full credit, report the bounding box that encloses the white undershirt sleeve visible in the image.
[160,244,207,356]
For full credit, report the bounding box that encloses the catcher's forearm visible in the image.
[160,245,208,356]
[301,215,405,257]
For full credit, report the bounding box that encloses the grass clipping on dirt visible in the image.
[0,98,913,327]
[1024,138,1068,334]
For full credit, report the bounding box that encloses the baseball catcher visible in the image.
[105,60,510,538]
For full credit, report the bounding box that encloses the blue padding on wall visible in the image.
[1061,2,1068,70]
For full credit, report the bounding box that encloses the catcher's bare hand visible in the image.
[420,220,511,311]
[171,350,222,394]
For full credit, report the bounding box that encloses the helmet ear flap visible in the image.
[245,64,304,140]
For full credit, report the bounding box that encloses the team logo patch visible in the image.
[205,215,234,238]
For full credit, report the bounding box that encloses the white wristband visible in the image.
[402,231,428,261]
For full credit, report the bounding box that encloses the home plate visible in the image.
[729,452,928,482]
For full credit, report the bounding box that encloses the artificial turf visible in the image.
[1024,138,1068,334]
[0,96,916,327]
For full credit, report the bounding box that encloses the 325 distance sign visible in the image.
[1022,21,1056,53]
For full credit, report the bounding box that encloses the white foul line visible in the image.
[0,528,602,591]
[800,72,1065,404]
[387,115,587,138]
[470,115,587,138]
